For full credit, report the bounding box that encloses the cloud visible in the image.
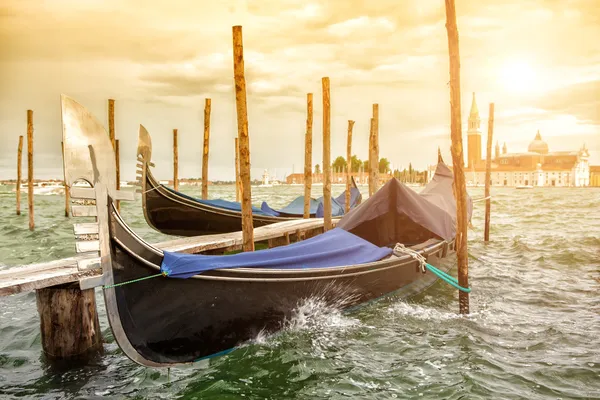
[535,80,600,124]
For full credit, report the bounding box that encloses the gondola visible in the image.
[61,95,472,368]
[136,126,362,236]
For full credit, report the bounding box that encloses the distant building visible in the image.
[429,93,591,187]
[590,166,600,187]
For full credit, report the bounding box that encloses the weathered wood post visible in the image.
[303,93,313,218]
[232,25,255,251]
[368,118,375,196]
[372,104,379,193]
[202,98,211,199]
[173,129,179,191]
[484,103,494,242]
[115,139,121,211]
[27,110,34,231]
[444,0,470,314]
[235,138,241,202]
[61,141,69,217]
[345,120,354,213]
[16,135,23,215]
[36,285,103,363]
[322,77,332,231]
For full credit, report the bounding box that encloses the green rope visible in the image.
[103,272,167,289]
[425,263,471,293]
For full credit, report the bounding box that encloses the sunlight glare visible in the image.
[499,60,537,93]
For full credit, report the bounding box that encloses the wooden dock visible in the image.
[0,218,333,297]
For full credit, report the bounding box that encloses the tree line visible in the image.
[312,156,428,184]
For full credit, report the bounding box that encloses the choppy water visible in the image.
[0,184,599,399]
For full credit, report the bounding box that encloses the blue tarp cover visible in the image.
[160,228,392,279]
[261,187,361,217]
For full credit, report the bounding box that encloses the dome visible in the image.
[528,130,549,154]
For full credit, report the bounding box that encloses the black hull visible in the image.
[142,168,294,236]
[106,204,454,367]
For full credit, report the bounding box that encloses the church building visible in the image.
[430,93,591,187]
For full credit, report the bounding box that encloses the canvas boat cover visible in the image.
[164,184,360,218]
[336,162,473,247]
[161,227,392,279]
[260,186,361,217]
[159,162,465,278]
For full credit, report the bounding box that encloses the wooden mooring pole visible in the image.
[345,120,354,213]
[372,104,379,193]
[16,135,23,215]
[368,118,375,196]
[232,25,254,251]
[235,138,241,202]
[202,98,211,200]
[444,0,470,314]
[27,110,34,231]
[36,285,102,363]
[61,141,70,217]
[322,77,332,231]
[108,99,120,211]
[173,129,179,191]
[484,103,494,242]
[303,93,313,218]
[115,139,121,211]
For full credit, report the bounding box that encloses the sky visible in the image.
[1,0,599,181]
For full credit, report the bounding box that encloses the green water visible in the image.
[0,184,599,399]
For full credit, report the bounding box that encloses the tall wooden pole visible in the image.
[444,0,470,314]
[173,129,179,191]
[61,141,69,217]
[108,99,115,149]
[484,103,495,242]
[322,77,332,231]
[235,138,241,202]
[368,118,375,196]
[27,110,34,230]
[16,136,23,215]
[372,104,379,193]
[345,120,354,213]
[115,139,121,211]
[232,25,254,251]
[303,93,313,218]
[202,98,211,199]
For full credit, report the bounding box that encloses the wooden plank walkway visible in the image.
[0,218,333,297]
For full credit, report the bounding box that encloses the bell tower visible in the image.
[467,92,482,167]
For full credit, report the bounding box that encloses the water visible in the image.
[1,184,599,399]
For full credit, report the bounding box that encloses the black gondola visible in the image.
[61,95,471,368]
[136,126,362,237]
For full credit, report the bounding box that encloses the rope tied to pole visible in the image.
[392,243,471,293]
[103,271,168,289]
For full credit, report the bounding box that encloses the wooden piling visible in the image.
[36,285,102,362]
[322,77,332,231]
[484,103,494,242]
[61,141,69,217]
[235,138,241,202]
[173,129,179,191]
[444,0,470,314]
[202,98,211,200]
[27,110,34,231]
[303,93,313,219]
[232,25,254,251]
[108,99,115,149]
[115,139,121,212]
[368,118,375,196]
[346,120,354,213]
[16,136,23,215]
[372,104,379,193]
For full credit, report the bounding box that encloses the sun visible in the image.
[499,60,537,93]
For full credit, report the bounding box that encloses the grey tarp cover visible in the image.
[336,162,473,247]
